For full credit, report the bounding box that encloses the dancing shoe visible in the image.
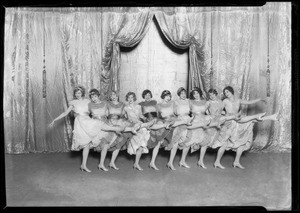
[197,162,207,169]
[109,163,119,170]
[80,166,91,173]
[133,164,143,171]
[233,162,245,169]
[178,162,190,168]
[213,163,225,169]
[97,165,108,172]
[166,163,176,170]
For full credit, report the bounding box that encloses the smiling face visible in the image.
[209,92,217,101]
[75,90,83,100]
[179,90,187,100]
[193,91,201,100]
[110,92,118,102]
[164,95,171,102]
[224,89,233,98]
[144,93,151,102]
[128,94,135,104]
[91,94,100,103]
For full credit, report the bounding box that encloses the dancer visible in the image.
[139,89,173,170]
[88,89,117,172]
[48,86,124,173]
[106,90,140,170]
[157,90,192,170]
[213,86,278,169]
[124,92,156,171]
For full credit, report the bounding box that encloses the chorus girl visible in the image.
[156,89,192,170]
[124,92,157,170]
[48,86,124,173]
[212,86,278,169]
[106,90,140,170]
[139,89,173,170]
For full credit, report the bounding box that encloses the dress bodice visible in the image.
[224,99,240,115]
[190,100,206,116]
[69,99,90,116]
[208,100,224,116]
[89,101,107,120]
[107,102,125,120]
[139,100,157,114]
[175,99,190,116]
[157,101,175,118]
[125,104,141,123]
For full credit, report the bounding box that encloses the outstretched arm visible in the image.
[48,106,73,128]
[240,98,266,105]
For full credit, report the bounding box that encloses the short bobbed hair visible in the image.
[177,87,187,97]
[142,89,152,99]
[89,89,100,99]
[208,88,218,96]
[190,87,203,100]
[161,90,172,99]
[223,86,234,96]
[126,92,137,102]
[73,86,85,99]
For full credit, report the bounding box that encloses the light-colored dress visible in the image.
[212,98,254,151]
[165,99,191,150]
[106,101,133,151]
[69,99,106,151]
[125,104,149,155]
[184,100,211,152]
[89,101,118,151]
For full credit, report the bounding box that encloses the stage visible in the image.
[5,150,291,209]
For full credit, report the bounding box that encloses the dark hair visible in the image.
[190,87,203,100]
[223,86,234,97]
[161,90,172,99]
[142,89,152,99]
[73,86,85,99]
[177,87,187,97]
[208,88,218,96]
[89,89,100,99]
[126,92,137,101]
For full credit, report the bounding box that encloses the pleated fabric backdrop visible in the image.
[3,3,291,153]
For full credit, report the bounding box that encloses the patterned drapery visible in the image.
[3,3,291,153]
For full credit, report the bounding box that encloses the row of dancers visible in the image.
[49,86,278,172]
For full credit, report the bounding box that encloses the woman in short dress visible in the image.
[88,89,119,172]
[124,92,157,171]
[156,90,192,170]
[106,90,140,170]
[49,86,124,172]
[139,89,173,170]
[212,86,278,169]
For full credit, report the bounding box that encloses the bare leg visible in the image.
[98,144,109,171]
[149,141,161,170]
[179,147,190,168]
[133,147,143,171]
[214,144,226,169]
[237,112,266,123]
[109,149,120,170]
[80,144,91,172]
[197,146,208,169]
[187,123,208,130]
[149,123,168,130]
[167,143,178,170]
[233,146,246,169]
[257,113,279,121]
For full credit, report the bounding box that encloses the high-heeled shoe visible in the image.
[109,163,119,170]
[197,162,207,169]
[97,165,108,171]
[149,163,159,171]
[166,163,176,170]
[133,164,143,171]
[178,162,190,168]
[80,166,91,173]
[213,163,225,169]
[233,162,245,169]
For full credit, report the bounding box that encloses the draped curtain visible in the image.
[3,3,291,153]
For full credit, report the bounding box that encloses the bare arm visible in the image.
[240,98,265,105]
[48,105,73,128]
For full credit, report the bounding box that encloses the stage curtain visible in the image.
[153,3,291,152]
[100,8,154,98]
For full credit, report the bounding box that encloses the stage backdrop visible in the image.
[3,3,291,153]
